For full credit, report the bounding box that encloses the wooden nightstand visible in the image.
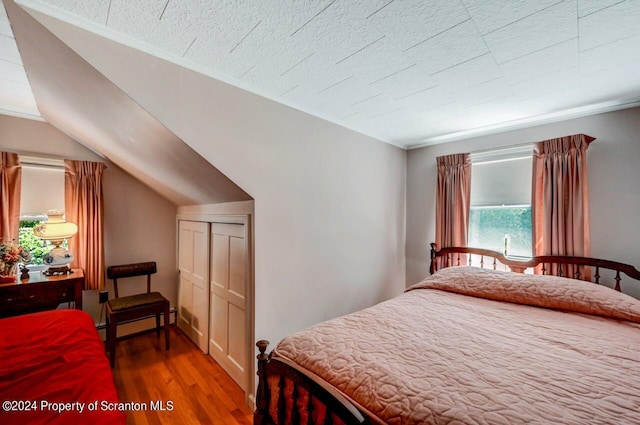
[0,269,84,318]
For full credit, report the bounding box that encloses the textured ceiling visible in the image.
[0,1,40,118]
[7,0,640,147]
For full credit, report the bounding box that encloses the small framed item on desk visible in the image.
[0,269,84,318]
[19,264,30,280]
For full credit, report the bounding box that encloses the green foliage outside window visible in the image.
[18,220,53,265]
[468,206,532,258]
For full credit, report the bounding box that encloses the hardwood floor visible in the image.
[112,327,253,425]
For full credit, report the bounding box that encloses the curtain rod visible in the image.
[470,143,534,164]
[470,141,533,155]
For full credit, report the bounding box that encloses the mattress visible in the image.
[274,267,640,424]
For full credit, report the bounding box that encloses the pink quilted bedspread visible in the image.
[274,267,640,424]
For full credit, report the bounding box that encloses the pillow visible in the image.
[408,266,640,323]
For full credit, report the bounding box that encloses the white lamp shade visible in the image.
[33,211,78,240]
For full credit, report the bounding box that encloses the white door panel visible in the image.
[178,228,192,272]
[192,230,207,281]
[177,275,193,327]
[209,292,228,353]
[210,233,228,292]
[209,222,248,391]
[178,220,209,352]
[228,303,246,373]
[229,236,245,303]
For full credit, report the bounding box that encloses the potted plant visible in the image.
[0,240,31,283]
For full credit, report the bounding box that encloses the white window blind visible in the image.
[19,156,65,217]
[468,145,533,257]
[470,145,532,207]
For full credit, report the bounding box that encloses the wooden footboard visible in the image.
[430,243,640,292]
[254,340,369,425]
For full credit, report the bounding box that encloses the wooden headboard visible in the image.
[430,243,640,293]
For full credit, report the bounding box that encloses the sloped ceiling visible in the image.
[0,0,39,119]
[8,0,640,147]
[4,0,251,206]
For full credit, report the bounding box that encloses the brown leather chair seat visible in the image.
[108,291,166,311]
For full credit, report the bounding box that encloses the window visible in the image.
[18,156,65,264]
[468,205,532,257]
[469,146,532,258]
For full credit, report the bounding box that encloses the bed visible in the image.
[254,245,640,424]
[0,309,126,425]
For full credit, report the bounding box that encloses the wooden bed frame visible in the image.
[254,244,640,425]
[429,243,640,291]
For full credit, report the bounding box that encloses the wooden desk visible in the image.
[0,269,84,318]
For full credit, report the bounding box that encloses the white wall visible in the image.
[407,107,640,288]
[35,16,408,351]
[0,114,98,160]
[0,114,178,331]
[101,162,178,335]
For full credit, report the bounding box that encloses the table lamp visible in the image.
[33,210,78,275]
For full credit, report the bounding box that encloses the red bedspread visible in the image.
[0,310,126,425]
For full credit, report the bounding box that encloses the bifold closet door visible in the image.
[178,220,209,352]
[209,222,248,391]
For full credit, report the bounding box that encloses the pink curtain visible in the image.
[532,134,594,276]
[0,152,21,242]
[435,153,471,253]
[65,160,106,290]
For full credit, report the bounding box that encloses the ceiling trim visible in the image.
[409,99,640,149]
[16,0,407,149]
[0,106,44,121]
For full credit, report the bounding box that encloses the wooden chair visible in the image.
[106,261,170,367]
